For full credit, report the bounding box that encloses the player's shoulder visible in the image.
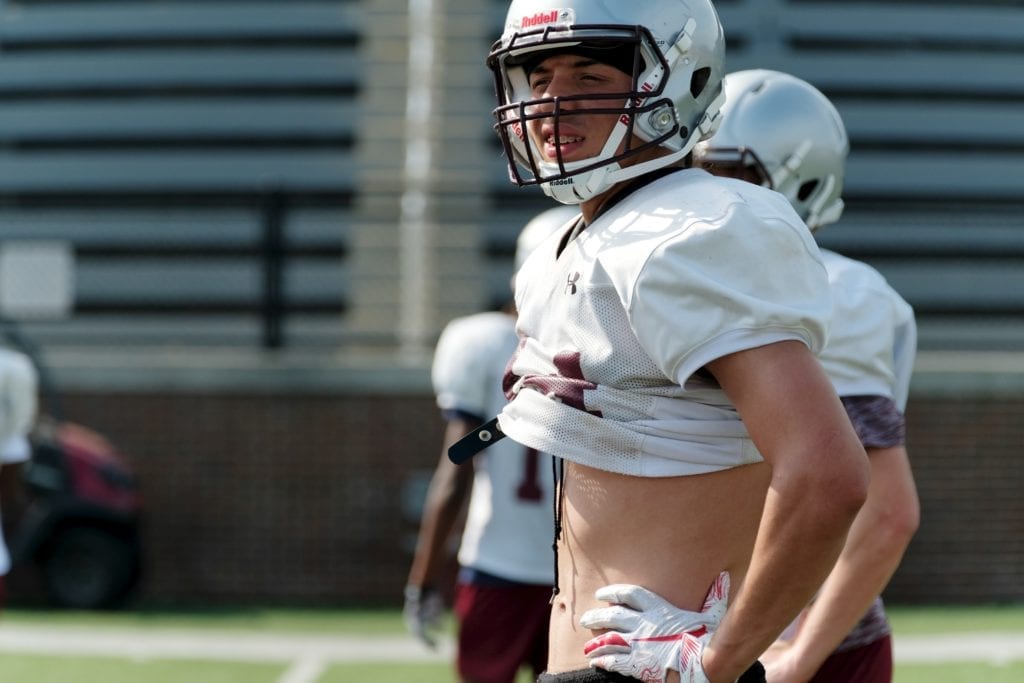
[659,169,800,220]
[821,249,880,280]
[432,311,517,402]
[434,311,517,370]
[620,168,727,208]
[0,347,35,374]
[821,249,903,297]
[589,170,824,310]
[626,169,811,243]
[821,248,914,321]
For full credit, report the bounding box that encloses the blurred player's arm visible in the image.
[404,416,477,647]
[764,443,919,682]
[700,340,870,683]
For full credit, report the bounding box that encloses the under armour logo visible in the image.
[565,272,581,294]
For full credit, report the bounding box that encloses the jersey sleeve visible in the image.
[627,201,831,386]
[840,395,905,449]
[818,255,917,406]
[890,300,917,411]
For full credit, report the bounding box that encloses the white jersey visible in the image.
[432,311,554,585]
[498,169,832,477]
[0,350,35,577]
[0,348,37,445]
[0,435,31,575]
[818,250,917,411]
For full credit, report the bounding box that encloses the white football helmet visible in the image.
[695,69,849,231]
[487,0,726,205]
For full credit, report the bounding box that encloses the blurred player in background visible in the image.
[695,69,920,683]
[404,205,577,683]
[481,1,869,681]
[0,348,38,610]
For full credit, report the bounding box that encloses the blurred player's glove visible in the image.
[580,571,730,683]
[403,584,444,649]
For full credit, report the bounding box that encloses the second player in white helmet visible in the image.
[696,69,919,683]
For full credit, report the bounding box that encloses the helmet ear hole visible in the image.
[797,179,819,201]
[690,67,712,98]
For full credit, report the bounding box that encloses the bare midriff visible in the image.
[546,459,772,674]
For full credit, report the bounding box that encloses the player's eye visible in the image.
[529,76,551,94]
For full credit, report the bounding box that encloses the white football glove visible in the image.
[403,584,444,649]
[580,571,730,683]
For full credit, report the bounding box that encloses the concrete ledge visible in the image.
[37,348,1024,398]
[912,351,1024,397]
[41,347,433,395]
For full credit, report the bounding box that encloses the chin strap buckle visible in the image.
[448,416,506,464]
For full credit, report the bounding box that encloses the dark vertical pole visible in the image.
[261,189,285,349]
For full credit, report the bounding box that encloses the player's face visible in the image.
[524,54,634,165]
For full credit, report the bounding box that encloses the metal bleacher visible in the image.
[0,1,360,348]
[1,0,1022,354]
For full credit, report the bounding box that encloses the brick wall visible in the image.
[10,389,446,607]
[8,380,1024,607]
[887,396,1024,604]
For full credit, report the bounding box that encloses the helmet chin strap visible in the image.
[770,139,813,191]
[539,101,690,205]
[537,103,632,204]
[697,89,727,140]
[806,179,844,231]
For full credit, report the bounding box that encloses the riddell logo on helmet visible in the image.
[521,11,561,28]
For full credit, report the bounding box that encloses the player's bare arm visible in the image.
[700,340,870,683]
[407,419,477,589]
[404,419,476,647]
[764,445,918,682]
[696,69,918,681]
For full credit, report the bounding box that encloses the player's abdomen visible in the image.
[546,460,771,673]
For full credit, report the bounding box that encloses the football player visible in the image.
[0,348,38,610]
[404,206,577,683]
[480,1,870,682]
[695,69,920,683]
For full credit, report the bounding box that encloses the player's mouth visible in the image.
[544,134,586,161]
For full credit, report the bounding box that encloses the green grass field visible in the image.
[0,605,1021,682]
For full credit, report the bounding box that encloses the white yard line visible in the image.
[0,624,1021,681]
[0,624,454,683]
[0,625,454,663]
[277,656,329,683]
[893,632,1024,665]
